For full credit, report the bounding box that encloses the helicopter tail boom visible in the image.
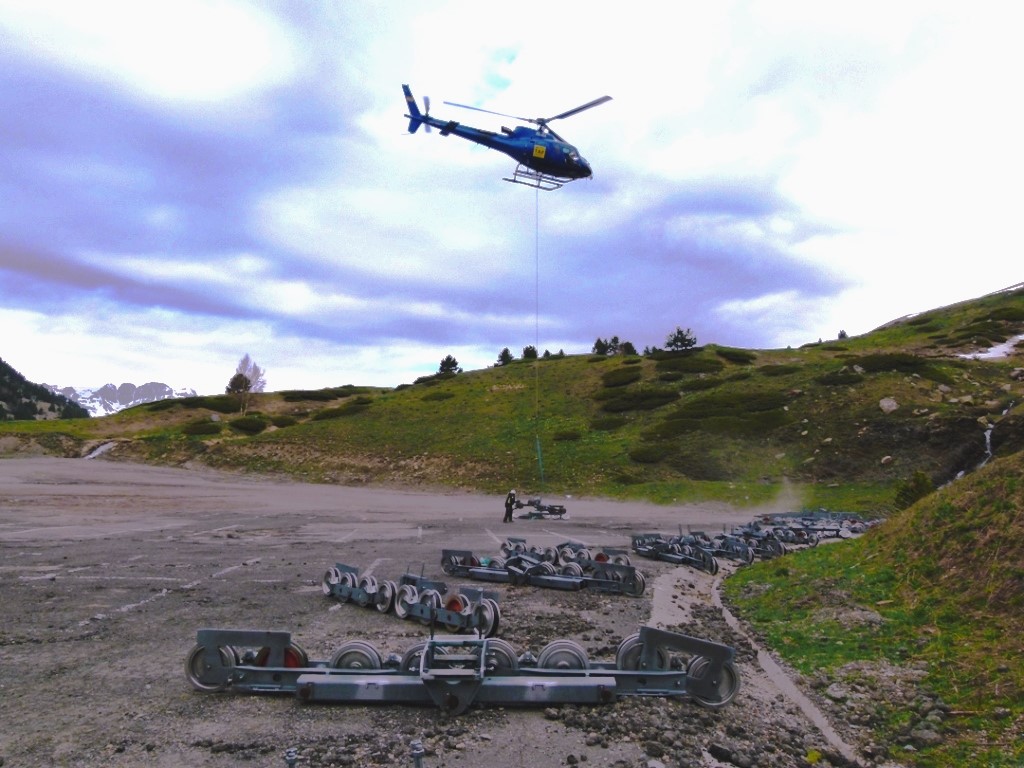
[402,84,424,134]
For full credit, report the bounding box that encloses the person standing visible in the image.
[503,489,517,523]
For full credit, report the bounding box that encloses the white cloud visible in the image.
[0,0,298,103]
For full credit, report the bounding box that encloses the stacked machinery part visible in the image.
[322,563,502,637]
[186,625,740,714]
[513,498,569,520]
[631,533,721,573]
[441,548,646,597]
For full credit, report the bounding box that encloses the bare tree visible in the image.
[226,354,267,414]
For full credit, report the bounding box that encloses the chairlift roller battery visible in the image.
[631,533,721,574]
[322,562,502,636]
[513,498,569,520]
[186,626,740,714]
[442,548,646,597]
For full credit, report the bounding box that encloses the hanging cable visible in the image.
[534,187,545,488]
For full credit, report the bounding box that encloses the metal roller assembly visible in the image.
[441,547,646,597]
[185,625,740,714]
[322,562,502,636]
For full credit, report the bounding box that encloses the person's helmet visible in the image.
[510,489,516,495]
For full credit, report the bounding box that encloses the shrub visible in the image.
[715,348,757,364]
[852,353,955,384]
[281,389,338,402]
[553,430,582,442]
[650,389,792,437]
[601,367,642,388]
[853,353,928,373]
[988,307,1024,322]
[182,420,222,436]
[815,370,864,386]
[652,410,792,438]
[270,415,298,428]
[311,396,372,420]
[147,400,178,412]
[666,447,729,480]
[629,444,670,463]
[726,371,753,382]
[229,416,268,435]
[180,395,240,414]
[601,389,679,413]
[590,416,627,431]
[759,364,801,377]
[658,372,683,382]
[894,470,935,509]
[679,377,723,391]
[422,391,454,402]
[654,355,723,374]
[670,390,788,418]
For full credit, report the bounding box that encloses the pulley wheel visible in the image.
[560,562,583,577]
[488,556,506,570]
[573,548,591,563]
[321,567,341,596]
[334,571,354,603]
[394,584,418,619]
[442,594,468,632]
[701,551,720,575]
[612,554,631,566]
[472,598,499,637]
[686,656,742,708]
[482,638,519,673]
[417,588,443,625]
[623,570,646,597]
[594,551,609,563]
[185,644,237,692]
[543,546,559,563]
[376,580,397,613]
[537,639,589,670]
[615,633,669,670]
[355,574,377,607]
[254,642,308,669]
[400,641,428,673]
[330,640,382,670]
[441,554,460,575]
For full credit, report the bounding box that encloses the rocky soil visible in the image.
[0,458,928,768]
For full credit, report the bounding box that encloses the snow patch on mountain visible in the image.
[44,382,198,417]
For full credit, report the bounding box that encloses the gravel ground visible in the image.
[0,458,912,768]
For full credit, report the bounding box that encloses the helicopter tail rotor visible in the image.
[402,84,426,134]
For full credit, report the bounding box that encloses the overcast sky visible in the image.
[1,2,1021,395]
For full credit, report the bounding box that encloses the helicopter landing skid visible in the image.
[503,164,573,191]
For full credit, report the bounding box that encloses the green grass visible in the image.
[3,287,1024,762]
[724,450,1024,766]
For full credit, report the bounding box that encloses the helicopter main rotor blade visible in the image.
[443,101,532,123]
[546,95,612,123]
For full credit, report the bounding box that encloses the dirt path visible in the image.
[0,457,885,767]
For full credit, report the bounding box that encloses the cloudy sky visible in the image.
[2,2,1021,395]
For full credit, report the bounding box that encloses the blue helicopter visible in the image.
[403,84,611,190]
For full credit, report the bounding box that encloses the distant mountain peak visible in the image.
[45,382,198,417]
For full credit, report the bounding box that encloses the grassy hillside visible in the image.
[724,449,1024,766]
[2,285,1022,763]
[2,286,1023,513]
